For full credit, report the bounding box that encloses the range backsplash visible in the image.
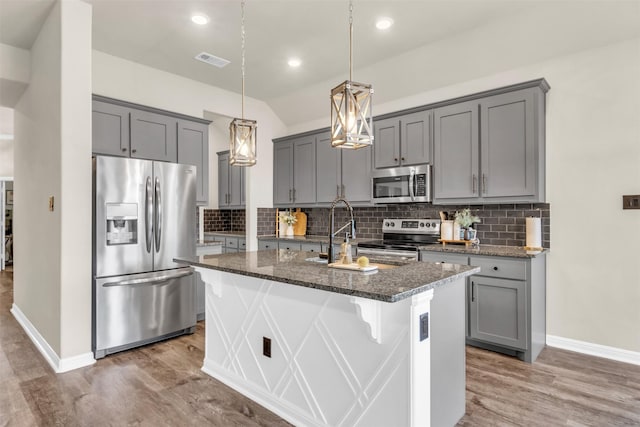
[203,209,246,233]
[258,203,551,248]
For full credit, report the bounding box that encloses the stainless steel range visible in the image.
[357,218,441,262]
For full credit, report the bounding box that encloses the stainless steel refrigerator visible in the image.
[93,155,197,359]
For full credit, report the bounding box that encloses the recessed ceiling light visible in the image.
[191,13,210,25]
[376,17,394,31]
[288,58,302,68]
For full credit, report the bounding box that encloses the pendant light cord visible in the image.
[349,0,353,82]
[241,0,246,120]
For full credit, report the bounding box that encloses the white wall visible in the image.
[13,0,93,363]
[0,43,30,108]
[0,139,13,177]
[92,51,286,249]
[289,37,640,354]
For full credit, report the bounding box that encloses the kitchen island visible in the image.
[176,250,479,427]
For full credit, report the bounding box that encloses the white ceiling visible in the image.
[1,0,640,126]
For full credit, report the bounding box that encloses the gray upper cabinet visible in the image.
[92,100,130,157]
[433,84,546,204]
[433,100,479,200]
[130,110,177,162]
[374,110,431,169]
[341,146,372,204]
[273,142,294,205]
[273,135,316,206]
[178,120,209,205]
[218,151,245,209]
[316,132,341,203]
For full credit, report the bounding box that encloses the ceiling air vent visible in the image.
[195,52,230,68]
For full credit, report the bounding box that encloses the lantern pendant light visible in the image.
[229,0,257,166]
[330,0,373,149]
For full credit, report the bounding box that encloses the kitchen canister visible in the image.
[525,217,543,250]
[441,220,454,241]
[452,222,461,241]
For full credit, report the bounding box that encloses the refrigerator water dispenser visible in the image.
[106,203,138,245]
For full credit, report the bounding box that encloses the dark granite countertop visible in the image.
[419,244,547,258]
[258,235,368,245]
[175,250,479,303]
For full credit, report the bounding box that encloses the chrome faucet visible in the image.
[328,197,356,264]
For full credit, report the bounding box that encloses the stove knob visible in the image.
[390,221,395,227]
[422,222,427,227]
[431,222,437,228]
[385,222,390,227]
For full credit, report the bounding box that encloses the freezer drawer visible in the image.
[94,268,196,358]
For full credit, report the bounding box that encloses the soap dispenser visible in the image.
[341,234,353,265]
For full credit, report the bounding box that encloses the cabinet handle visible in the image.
[401,157,405,161]
[131,149,137,154]
[293,188,296,202]
[121,148,127,152]
[337,185,340,197]
[341,184,345,197]
[471,281,475,302]
[394,158,398,162]
[472,175,477,193]
[289,189,292,201]
[482,174,487,194]
[493,266,498,271]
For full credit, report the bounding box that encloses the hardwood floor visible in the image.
[1,268,639,426]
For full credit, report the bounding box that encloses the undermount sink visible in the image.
[305,257,399,270]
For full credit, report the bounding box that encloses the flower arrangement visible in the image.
[454,208,481,228]
[279,210,297,226]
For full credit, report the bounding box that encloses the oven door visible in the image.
[371,165,431,204]
[356,247,419,262]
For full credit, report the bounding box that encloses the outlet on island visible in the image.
[263,337,272,358]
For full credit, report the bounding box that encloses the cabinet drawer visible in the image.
[196,245,222,256]
[300,242,322,253]
[259,240,278,250]
[469,256,526,281]
[238,238,246,251]
[280,242,302,251]
[225,237,239,249]
[420,251,469,265]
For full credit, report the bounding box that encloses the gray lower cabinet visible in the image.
[258,239,279,250]
[218,151,245,209]
[433,84,546,204]
[300,242,322,253]
[92,100,130,157]
[420,250,546,363]
[273,135,316,206]
[373,110,431,169]
[130,109,177,162]
[178,120,209,205]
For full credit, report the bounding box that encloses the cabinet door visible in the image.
[130,109,177,162]
[229,164,243,207]
[178,120,209,205]
[401,110,431,166]
[341,146,372,203]
[433,101,479,201]
[316,132,341,203]
[480,90,536,199]
[218,153,230,207]
[273,142,294,205]
[373,117,400,169]
[258,240,278,250]
[293,136,316,204]
[469,276,527,350]
[92,100,130,157]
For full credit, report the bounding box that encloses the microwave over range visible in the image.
[371,164,432,204]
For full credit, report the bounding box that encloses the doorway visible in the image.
[1,179,13,271]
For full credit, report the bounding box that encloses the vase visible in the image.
[463,228,471,240]
[285,224,294,236]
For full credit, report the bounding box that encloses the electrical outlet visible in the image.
[419,313,429,341]
[622,195,640,210]
[48,196,54,212]
[263,337,271,358]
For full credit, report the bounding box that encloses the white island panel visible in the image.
[198,268,434,427]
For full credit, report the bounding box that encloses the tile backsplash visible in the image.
[258,203,550,248]
[203,209,246,233]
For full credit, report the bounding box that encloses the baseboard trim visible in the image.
[546,335,640,366]
[11,303,95,373]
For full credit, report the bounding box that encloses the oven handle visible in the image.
[357,248,418,259]
[409,168,416,201]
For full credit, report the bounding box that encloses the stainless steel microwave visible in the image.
[371,164,432,204]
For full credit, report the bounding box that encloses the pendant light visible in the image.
[330,0,373,149]
[229,0,257,166]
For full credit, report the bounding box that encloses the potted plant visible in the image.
[454,208,481,240]
[279,210,297,236]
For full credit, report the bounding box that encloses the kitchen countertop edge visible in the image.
[419,244,547,258]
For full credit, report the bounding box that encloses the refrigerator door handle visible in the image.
[145,176,153,253]
[154,176,162,252]
[102,270,193,287]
